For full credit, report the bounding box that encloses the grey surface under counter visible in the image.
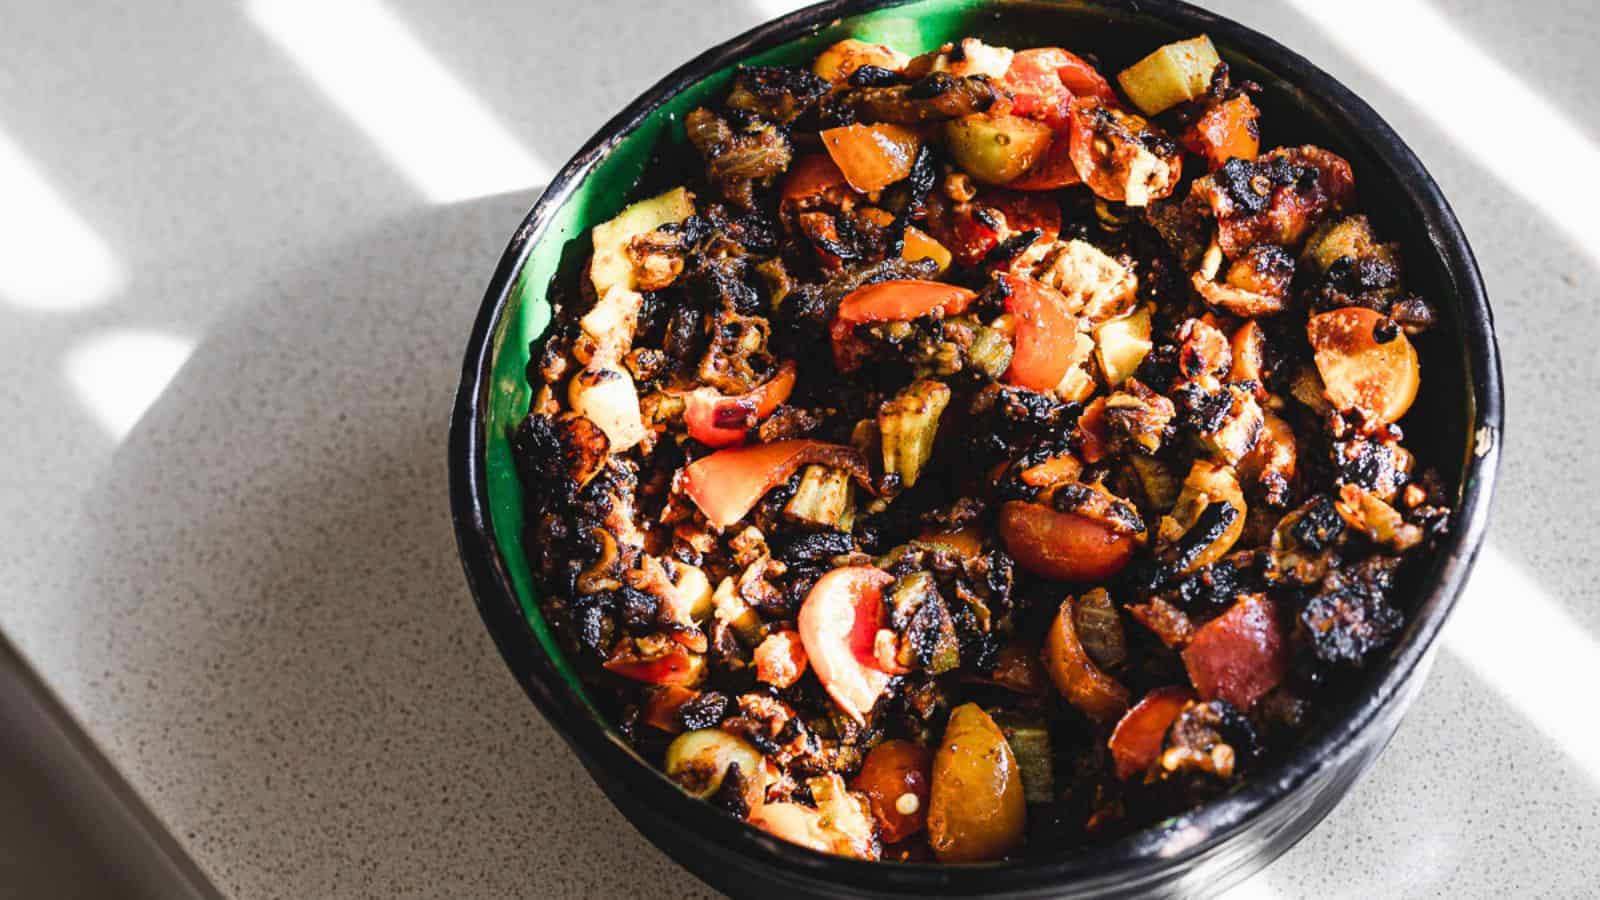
[0,637,218,900]
[0,0,1595,897]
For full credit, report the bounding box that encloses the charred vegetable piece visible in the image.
[726,65,829,124]
[568,364,648,452]
[904,38,1014,80]
[1127,597,1196,650]
[813,38,908,84]
[666,728,771,812]
[1103,379,1176,455]
[1068,99,1183,206]
[1181,594,1288,711]
[852,739,933,843]
[1198,147,1354,256]
[683,440,871,529]
[1240,412,1297,507]
[928,704,1026,862]
[886,571,961,674]
[1002,47,1116,127]
[986,643,1050,695]
[1155,460,1248,576]
[1072,587,1128,671]
[841,73,999,124]
[928,188,1061,267]
[1158,699,1255,781]
[1108,686,1195,779]
[683,360,798,448]
[880,379,952,489]
[553,413,610,490]
[967,323,1015,381]
[1117,35,1222,115]
[750,773,881,859]
[785,464,858,530]
[641,685,701,734]
[780,153,857,216]
[1301,214,1391,274]
[1009,132,1082,191]
[831,279,978,371]
[1043,595,1131,722]
[589,187,695,296]
[685,108,793,209]
[604,636,707,686]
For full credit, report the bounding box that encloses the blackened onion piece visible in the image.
[726,65,830,124]
[833,73,998,124]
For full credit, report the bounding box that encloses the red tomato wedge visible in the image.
[1108,686,1195,780]
[999,501,1137,583]
[1003,48,1075,128]
[1182,594,1288,711]
[683,360,798,448]
[798,566,898,725]
[999,273,1077,392]
[682,440,870,529]
[831,280,977,371]
[1003,48,1117,128]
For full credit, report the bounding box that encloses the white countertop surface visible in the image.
[2,0,1593,896]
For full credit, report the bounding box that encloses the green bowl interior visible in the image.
[480,0,1473,718]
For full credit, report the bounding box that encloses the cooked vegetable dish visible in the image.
[511,32,1452,862]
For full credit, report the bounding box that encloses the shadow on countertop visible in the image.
[70,193,715,899]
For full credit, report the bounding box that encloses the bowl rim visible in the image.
[449,0,1503,892]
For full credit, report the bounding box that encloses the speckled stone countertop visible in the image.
[0,0,1593,896]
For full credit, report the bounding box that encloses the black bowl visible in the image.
[449,1,1503,896]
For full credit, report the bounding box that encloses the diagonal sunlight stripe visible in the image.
[1282,0,1600,257]
[0,128,124,312]
[63,328,196,443]
[248,0,547,204]
[1443,544,1600,781]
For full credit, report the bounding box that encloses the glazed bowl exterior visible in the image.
[449,1,1503,897]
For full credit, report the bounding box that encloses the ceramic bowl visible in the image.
[450,2,1503,896]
